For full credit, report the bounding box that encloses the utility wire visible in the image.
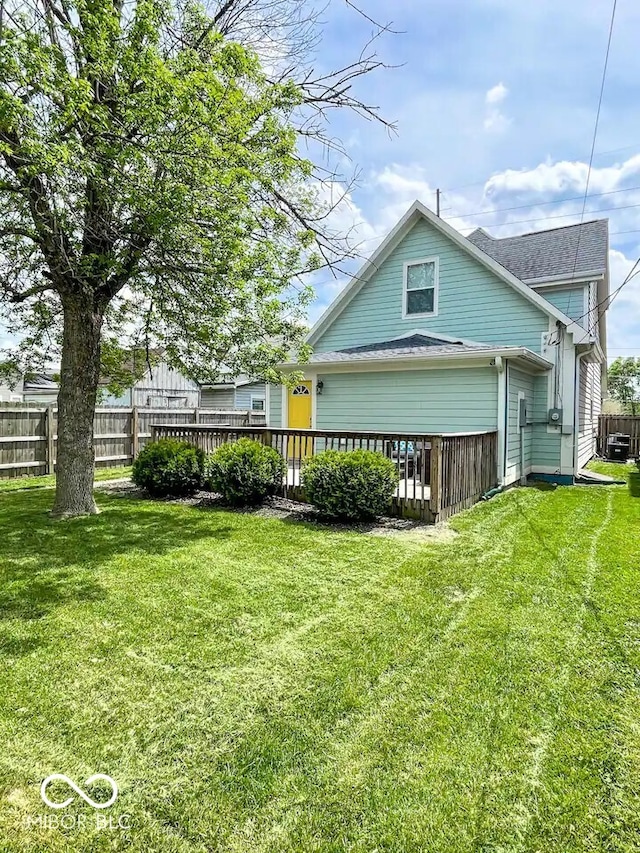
[570,0,618,280]
[444,199,640,232]
[440,141,639,197]
[547,258,640,347]
[441,183,640,222]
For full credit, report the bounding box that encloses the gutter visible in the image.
[280,347,554,372]
[524,270,605,286]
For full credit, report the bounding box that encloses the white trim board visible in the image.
[307,200,592,347]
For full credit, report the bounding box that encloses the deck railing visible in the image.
[151,424,498,523]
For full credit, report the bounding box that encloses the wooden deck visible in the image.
[152,424,498,523]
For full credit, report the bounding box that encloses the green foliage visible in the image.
[0,0,321,385]
[301,450,399,521]
[132,438,204,497]
[205,438,286,506]
[608,358,640,415]
[630,470,640,498]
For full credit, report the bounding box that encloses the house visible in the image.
[0,379,23,403]
[21,374,59,404]
[267,201,608,485]
[200,376,267,413]
[0,382,23,403]
[99,359,200,408]
[20,359,200,408]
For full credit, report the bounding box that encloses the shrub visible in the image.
[132,438,205,497]
[205,438,286,506]
[301,449,399,521]
[629,462,640,498]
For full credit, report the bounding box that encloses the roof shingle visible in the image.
[467,218,608,282]
[310,334,499,364]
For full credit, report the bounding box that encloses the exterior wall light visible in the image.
[316,380,324,395]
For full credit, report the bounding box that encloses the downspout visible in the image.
[520,417,527,486]
[493,356,506,483]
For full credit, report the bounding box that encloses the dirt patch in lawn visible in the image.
[205,494,457,542]
[100,481,456,542]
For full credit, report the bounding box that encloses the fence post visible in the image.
[131,407,139,461]
[46,405,55,474]
[430,435,443,521]
[262,429,272,448]
[194,407,200,424]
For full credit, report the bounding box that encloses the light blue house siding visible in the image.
[268,383,283,427]
[506,366,534,483]
[314,367,498,433]
[235,382,266,409]
[539,286,586,327]
[313,219,550,354]
[531,373,562,471]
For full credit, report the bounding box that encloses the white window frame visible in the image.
[402,256,439,319]
[250,394,266,412]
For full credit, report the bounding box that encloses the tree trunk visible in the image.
[51,295,104,518]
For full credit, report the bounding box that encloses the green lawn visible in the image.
[1,482,639,852]
[0,467,132,493]
[586,458,637,482]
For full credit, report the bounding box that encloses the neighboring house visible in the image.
[21,360,200,408]
[0,378,23,403]
[268,201,608,485]
[200,376,267,413]
[22,374,58,404]
[100,360,200,408]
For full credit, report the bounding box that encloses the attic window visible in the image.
[403,257,439,318]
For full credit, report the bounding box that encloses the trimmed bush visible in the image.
[132,438,205,497]
[301,449,399,521]
[630,463,640,498]
[205,438,286,506]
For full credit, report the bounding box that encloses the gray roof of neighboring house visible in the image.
[310,334,499,363]
[466,218,608,282]
[23,373,58,391]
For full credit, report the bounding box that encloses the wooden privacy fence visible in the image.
[0,407,266,479]
[597,414,640,458]
[151,424,498,523]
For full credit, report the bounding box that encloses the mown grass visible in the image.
[0,482,638,851]
[0,466,132,493]
[586,457,636,483]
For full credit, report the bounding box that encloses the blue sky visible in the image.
[308,0,640,359]
[1,1,637,361]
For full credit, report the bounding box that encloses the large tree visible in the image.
[0,0,391,516]
[608,357,640,415]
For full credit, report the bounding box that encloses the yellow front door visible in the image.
[287,381,312,460]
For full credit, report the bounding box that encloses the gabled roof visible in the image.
[307,201,592,347]
[466,219,608,283]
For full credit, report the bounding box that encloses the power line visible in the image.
[440,142,640,197]
[444,199,640,232]
[570,0,618,280]
[441,183,640,222]
[560,259,640,343]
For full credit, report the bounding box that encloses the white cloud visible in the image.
[484,154,640,200]
[484,83,511,133]
[485,83,508,105]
